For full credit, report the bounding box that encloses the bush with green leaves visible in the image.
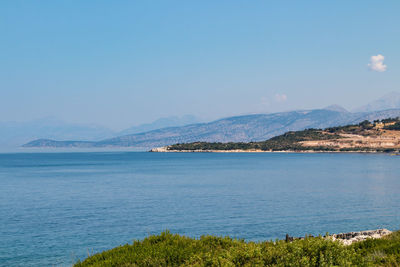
[74,230,400,266]
[384,121,400,130]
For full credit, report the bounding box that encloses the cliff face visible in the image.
[23,108,400,149]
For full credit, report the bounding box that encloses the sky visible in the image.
[1,1,399,130]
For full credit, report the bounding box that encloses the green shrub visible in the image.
[74,231,400,267]
[384,122,400,130]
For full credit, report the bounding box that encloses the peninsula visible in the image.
[151,118,400,153]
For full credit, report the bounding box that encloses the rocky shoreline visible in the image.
[286,229,392,245]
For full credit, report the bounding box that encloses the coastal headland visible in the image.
[151,118,400,153]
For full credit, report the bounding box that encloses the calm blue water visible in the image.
[0,152,399,266]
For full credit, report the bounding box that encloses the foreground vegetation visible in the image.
[75,230,400,266]
[166,118,400,152]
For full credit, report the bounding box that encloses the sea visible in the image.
[0,152,399,266]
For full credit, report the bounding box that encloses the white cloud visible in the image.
[368,54,387,72]
[274,93,287,103]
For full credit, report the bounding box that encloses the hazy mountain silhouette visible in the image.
[118,115,201,135]
[16,93,400,149]
[0,118,113,150]
[24,108,400,149]
[354,91,400,112]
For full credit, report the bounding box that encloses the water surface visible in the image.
[0,152,399,266]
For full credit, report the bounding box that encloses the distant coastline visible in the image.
[150,147,400,154]
[21,109,400,150]
[151,118,400,154]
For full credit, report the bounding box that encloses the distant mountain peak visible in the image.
[323,104,348,113]
[354,91,400,112]
[383,91,400,98]
[118,115,202,136]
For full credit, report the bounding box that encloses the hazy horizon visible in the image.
[1,91,399,132]
[1,1,399,130]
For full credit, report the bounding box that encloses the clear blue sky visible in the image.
[1,1,399,130]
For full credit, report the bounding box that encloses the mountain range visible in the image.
[0,115,201,151]
[0,118,113,150]
[24,108,400,149]
[15,92,400,149]
[118,115,201,136]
